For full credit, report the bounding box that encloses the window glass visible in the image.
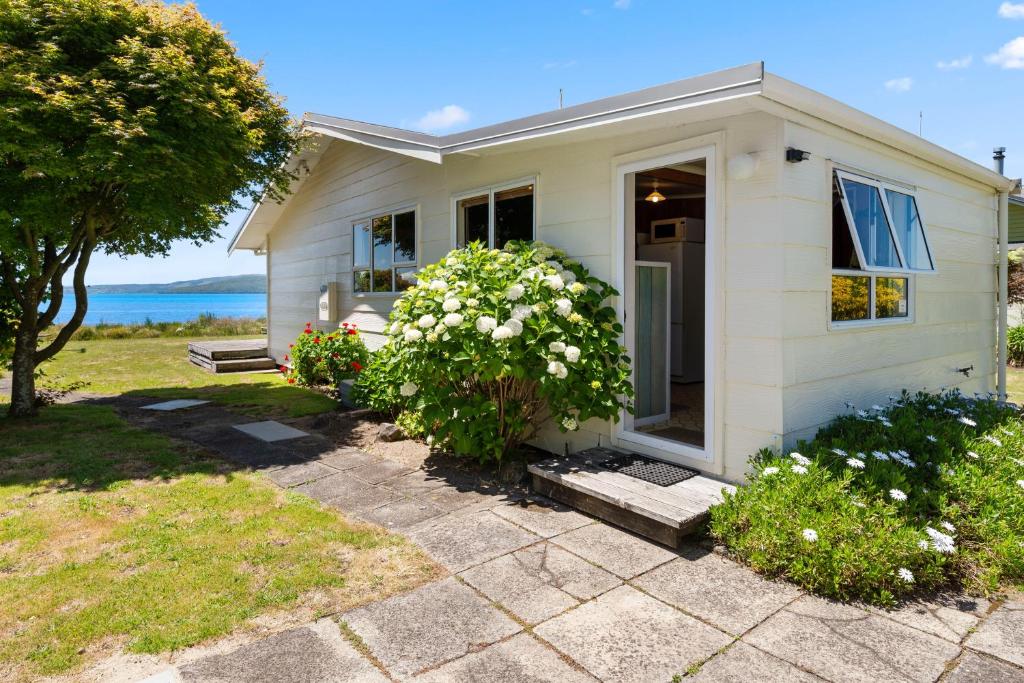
[841,178,901,269]
[831,275,870,322]
[875,277,909,319]
[395,267,418,291]
[353,270,371,293]
[494,185,534,248]
[353,222,371,268]
[372,215,393,270]
[832,180,860,269]
[885,190,933,271]
[457,195,489,247]
[372,269,392,292]
[393,211,416,263]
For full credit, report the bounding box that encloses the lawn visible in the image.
[0,403,439,681]
[1008,365,1024,405]
[40,335,336,418]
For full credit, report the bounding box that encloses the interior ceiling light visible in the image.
[645,180,665,203]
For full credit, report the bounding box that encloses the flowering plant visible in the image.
[284,321,369,390]
[352,241,633,461]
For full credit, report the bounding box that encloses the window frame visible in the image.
[450,176,537,249]
[351,204,419,297]
[830,268,915,329]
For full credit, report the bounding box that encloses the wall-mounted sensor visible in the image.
[785,147,811,163]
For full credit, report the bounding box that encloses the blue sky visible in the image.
[87,0,1024,284]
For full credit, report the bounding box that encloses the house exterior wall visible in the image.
[777,118,999,446]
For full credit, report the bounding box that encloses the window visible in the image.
[831,170,933,324]
[353,209,416,293]
[455,181,535,248]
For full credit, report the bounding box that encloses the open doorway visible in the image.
[626,160,706,450]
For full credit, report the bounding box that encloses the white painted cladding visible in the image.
[264,105,998,482]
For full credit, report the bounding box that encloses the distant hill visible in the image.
[83,274,266,294]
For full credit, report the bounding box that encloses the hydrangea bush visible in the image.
[352,241,633,461]
[283,321,369,389]
[711,390,1024,605]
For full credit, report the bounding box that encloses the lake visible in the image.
[52,293,267,326]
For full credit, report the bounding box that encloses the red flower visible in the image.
[313,337,321,344]
[283,354,289,361]
[347,328,356,335]
[341,322,349,328]
[289,343,294,349]
[287,377,296,384]
[331,352,340,359]
[279,365,287,373]
[351,361,363,372]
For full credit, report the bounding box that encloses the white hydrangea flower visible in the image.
[791,464,807,474]
[543,274,565,290]
[562,416,578,431]
[417,314,437,329]
[544,260,562,272]
[492,325,513,341]
[511,304,533,321]
[506,283,525,301]
[428,279,447,291]
[790,452,811,466]
[443,313,464,327]
[522,267,542,281]
[426,332,438,343]
[442,297,462,312]
[802,528,818,542]
[433,323,447,335]
[846,457,865,469]
[564,346,581,363]
[389,321,402,334]
[475,316,497,333]
[547,361,568,379]
[562,270,577,285]
[569,281,587,295]
[762,466,780,476]
[554,298,572,317]
[445,257,459,267]
[549,341,566,354]
[504,318,523,336]
[404,329,423,342]
[897,568,914,583]
[889,488,908,502]
[466,298,479,308]
[399,381,418,397]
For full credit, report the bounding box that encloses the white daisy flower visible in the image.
[984,435,1003,447]
[399,382,418,397]
[505,283,525,301]
[404,329,423,342]
[940,521,956,533]
[543,274,565,290]
[966,451,979,460]
[475,316,497,333]
[549,341,566,354]
[564,346,581,363]
[897,568,914,583]
[959,416,977,427]
[442,297,462,312]
[511,304,533,321]
[802,528,818,542]
[832,448,848,457]
[547,361,568,379]
[871,404,884,411]
[762,466,780,476]
[417,314,437,329]
[504,319,523,336]
[1001,427,1016,436]
[856,410,870,418]
[889,488,908,502]
[926,435,938,444]
[846,457,866,469]
[880,418,893,428]
[1017,480,1024,490]
[443,313,464,327]
[872,450,890,461]
[554,298,572,317]
[790,452,811,466]
[925,526,956,554]
[492,325,513,341]
[791,464,808,474]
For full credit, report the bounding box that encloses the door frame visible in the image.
[612,141,719,466]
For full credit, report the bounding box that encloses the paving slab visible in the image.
[550,523,676,579]
[966,601,1024,667]
[315,448,381,471]
[534,584,731,683]
[178,620,386,683]
[343,577,521,679]
[292,473,399,512]
[233,420,310,443]
[744,594,961,683]
[417,485,497,514]
[195,430,306,470]
[633,546,801,634]
[412,633,597,682]
[383,469,451,496]
[141,399,211,411]
[266,461,337,489]
[491,497,594,538]
[947,651,1024,682]
[686,641,820,682]
[348,459,414,484]
[361,498,447,530]
[459,548,580,624]
[866,593,990,643]
[406,510,540,573]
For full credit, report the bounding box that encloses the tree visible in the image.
[0,0,299,416]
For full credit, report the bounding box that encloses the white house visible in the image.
[230,63,1014,482]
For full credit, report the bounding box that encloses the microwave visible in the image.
[650,217,705,243]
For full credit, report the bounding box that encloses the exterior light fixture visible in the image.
[727,153,758,180]
[785,147,811,163]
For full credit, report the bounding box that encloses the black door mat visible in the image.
[599,453,700,487]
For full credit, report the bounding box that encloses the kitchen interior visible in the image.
[631,161,706,448]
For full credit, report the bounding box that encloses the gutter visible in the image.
[999,189,1009,399]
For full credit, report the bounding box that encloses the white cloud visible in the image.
[998,2,1024,18]
[986,36,1024,68]
[543,59,578,70]
[413,105,470,132]
[613,0,631,8]
[884,77,913,92]
[936,55,973,70]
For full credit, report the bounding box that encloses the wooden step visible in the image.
[528,447,735,548]
[188,353,278,373]
[187,339,268,361]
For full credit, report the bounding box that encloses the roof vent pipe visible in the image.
[994,147,1006,175]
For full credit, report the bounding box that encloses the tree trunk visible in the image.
[8,325,38,418]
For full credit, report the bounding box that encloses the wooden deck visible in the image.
[528,447,735,547]
[187,339,276,373]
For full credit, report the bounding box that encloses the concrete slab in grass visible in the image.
[633,546,801,634]
[550,523,676,579]
[413,633,598,683]
[966,601,1024,668]
[866,593,990,643]
[178,620,385,683]
[406,511,540,573]
[687,642,820,683]
[744,595,961,683]
[947,651,1024,682]
[534,585,731,683]
[267,461,337,489]
[491,498,594,538]
[342,577,521,679]
[233,420,310,442]
[141,399,210,411]
[292,473,399,512]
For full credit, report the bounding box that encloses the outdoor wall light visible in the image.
[727,153,758,180]
[786,147,811,163]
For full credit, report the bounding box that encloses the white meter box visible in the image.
[318,282,337,321]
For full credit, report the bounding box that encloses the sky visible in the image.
[86,0,1024,284]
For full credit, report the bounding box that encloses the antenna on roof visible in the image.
[918,111,923,137]
[559,88,564,110]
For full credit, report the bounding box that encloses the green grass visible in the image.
[39,335,336,418]
[0,404,439,680]
[56,314,266,341]
[1008,366,1024,405]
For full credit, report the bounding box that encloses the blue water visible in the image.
[52,293,266,325]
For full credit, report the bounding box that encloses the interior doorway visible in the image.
[620,154,709,460]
